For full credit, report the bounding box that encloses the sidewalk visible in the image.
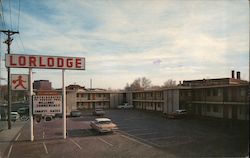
[0,120,27,158]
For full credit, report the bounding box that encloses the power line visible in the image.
[8,0,12,30]
[18,34,25,51]
[0,0,6,29]
[17,0,20,31]
[0,33,2,86]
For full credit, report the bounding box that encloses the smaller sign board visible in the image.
[33,95,62,115]
[11,74,29,90]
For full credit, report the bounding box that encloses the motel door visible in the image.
[223,105,229,119]
[232,105,238,120]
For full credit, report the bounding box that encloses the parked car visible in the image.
[10,112,20,122]
[17,107,29,116]
[44,114,53,122]
[117,103,133,109]
[92,109,105,116]
[55,113,63,118]
[167,109,188,119]
[90,118,118,133]
[70,110,82,117]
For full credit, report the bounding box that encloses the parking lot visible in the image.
[106,109,249,157]
[3,109,249,157]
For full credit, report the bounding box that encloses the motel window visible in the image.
[98,94,101,97]
[206,105,210,112]
[218,89,222,96]
[213,105,219,113]
[240,88,246,97]
[212,89,218,96]
[207,90,211,96]
[239,106,247,115]
[76,93,80,97]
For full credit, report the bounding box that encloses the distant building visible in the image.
[33,80,52,90]
[66,84,125,115]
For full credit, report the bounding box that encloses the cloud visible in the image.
[0,0,248,89]
[153,59,162,65]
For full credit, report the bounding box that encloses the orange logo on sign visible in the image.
[12,75,27,89]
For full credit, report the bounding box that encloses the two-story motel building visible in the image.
[66,72,249,120]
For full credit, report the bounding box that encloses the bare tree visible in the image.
[125,77,152,91]
[162,79,176,88]
[141,77,151,89]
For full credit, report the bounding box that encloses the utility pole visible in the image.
[0,30,19,129]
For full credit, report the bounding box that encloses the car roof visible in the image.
[95,118,111,122]
[95,108,104,110]
[176,109,187,112]
[11,112,19,114]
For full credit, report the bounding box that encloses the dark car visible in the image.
[70,110,82,117]
[44,114,53,121]
[92,109,105,116]
[17,107,29,116]
[55,113,63,118]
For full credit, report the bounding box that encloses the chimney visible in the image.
[231,70,235,78]
[236,71,240,79]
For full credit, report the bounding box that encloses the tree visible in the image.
[141,77,151,89]
[125,77,152,91]
[162,79,176,88]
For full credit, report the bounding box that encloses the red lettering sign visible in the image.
[66,58,73,67]
[57,58,64,67]
[19,56,26,66]
[47,58,54,67]
[29,57,36,67]
[5,54,85,70]
[75,58,81,68]
[39,57,46,67]
[10,56,17,66]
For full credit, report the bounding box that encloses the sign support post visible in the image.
[62,69,66,139]
[29,68,34,141]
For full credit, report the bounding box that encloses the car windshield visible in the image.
[98,121,111,124]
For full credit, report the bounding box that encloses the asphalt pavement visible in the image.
[0,109,248,158]
[0,120,27,158]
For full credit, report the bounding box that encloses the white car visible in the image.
[117,103,133,109]
[10,112,20,122]
[90,118,118,133]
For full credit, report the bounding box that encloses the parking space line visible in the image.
[148,136,175,141]
[135,132,159,136]
[121,134,152,148]
[70,138,82,150]
[43,142,48,154]
[15,132,21,141]
[97,137,113,147]
[43,131,45,139]
[7,145,13,158]
[124,128,150,133]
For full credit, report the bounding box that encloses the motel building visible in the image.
[66,85,126,115]
[65,72,249,121]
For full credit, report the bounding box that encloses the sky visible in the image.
[0,0,249,89]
